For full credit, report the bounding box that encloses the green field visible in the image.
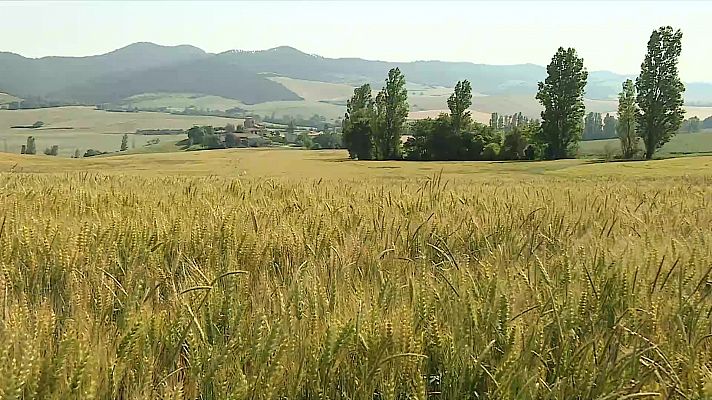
[579,130,712,157]
[0,149,711,398]
[121,93,246,112]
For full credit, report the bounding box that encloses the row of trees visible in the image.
[341,68,409,160]
[583,112,617,140]
[342,72,536,161]
[19,136,58,156]
[680,116,702,133]
[342,26,686,161]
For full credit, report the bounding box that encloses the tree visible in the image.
[225,133,240,148]
[603,113,617,138]
[43,145,59,156]
[501,127,528,160]
[342,84,374,160]
[535,47,588,159]
[296,131,313,149]
[372,68,408,160]
[312,132,342,149]
[202,133,222,149]
[120,133,129,151]
[448,80,472,133]
[636,26,685,159]
[617,79,638,159]
[584,112,603,140]
[689,117,701,132]
[482,143,500,161]
[681,116,701,133]
[225,123,236,133]
[489,113,501,130]
[25,136,36,155]
[703,116,712,129]
[187,126,205,146]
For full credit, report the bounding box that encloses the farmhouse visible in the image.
[218,132,268,147]
[243,117,265,135]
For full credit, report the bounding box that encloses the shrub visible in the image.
[83,149,107,157]
[43,145,59,156]
[482,142,500,160]
[202,134,223,149]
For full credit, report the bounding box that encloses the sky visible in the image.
[1,0,710,82]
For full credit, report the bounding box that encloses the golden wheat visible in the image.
[0,170,710,399]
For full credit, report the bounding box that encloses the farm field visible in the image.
[1,149,711,398]
[0,107,242,156]
[104,84,712,125]
[579,130,712,157]
[0,92,20,105]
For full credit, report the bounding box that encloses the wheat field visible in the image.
[0,151,711,399]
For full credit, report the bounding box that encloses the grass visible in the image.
[0,150,711,399]
[245,100,346,120]
[579,131,712,157]
[120,93,246,112]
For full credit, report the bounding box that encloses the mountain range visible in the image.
[1,42,711,106]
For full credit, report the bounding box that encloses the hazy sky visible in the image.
[2,1,710,82]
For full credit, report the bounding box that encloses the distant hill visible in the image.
[0,42,710,106]
[0,43,300,105]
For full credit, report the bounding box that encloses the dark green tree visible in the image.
[202,133,222,149]
[636,26,685,159]
[535,47,588,159]
[225,133,240,148]
[25,136,36,155]
[447,80,472,133]
[617,79,638,159]
[342,84,374,160]
[584,112,603,140]
[501,127,529,160]
[120,133,129,151]
[603,113,617,138]
[187,126,205,146]
[372,68,408,160]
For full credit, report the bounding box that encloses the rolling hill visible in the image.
[1,42,711,112]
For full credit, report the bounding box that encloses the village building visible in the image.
[243,116,265,136]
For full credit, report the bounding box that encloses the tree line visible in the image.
[343,26,686,161]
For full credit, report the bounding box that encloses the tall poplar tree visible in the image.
[342,84,374,160]
[636,26,685,159]
[447,80,472,134]
[617,79,638,159]
[535,47,588,159]
[372,68,408,160]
